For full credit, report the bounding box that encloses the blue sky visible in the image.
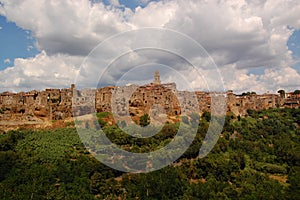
[0,0,149,70]
[93,0,157,9]
[0,0,299,93]
[0,15,39,70]
[0,0,156,70]
[288,29,300,59]
[1,6,299,71]
[246,29,300,76]
[287,29,300,73]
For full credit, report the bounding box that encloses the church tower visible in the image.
[153,70,161,85]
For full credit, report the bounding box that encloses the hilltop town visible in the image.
[0,71,299,130]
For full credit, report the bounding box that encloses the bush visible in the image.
[181,116,189,124]
[202,111,211,122]
[139,114,150,127]
[254,162,287,174]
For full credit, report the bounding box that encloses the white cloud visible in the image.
[26,45,34,51]
[3,58,10,64]
[130,1,177,27]
[135,0,152,6]
[0,26,2,30]
[163,0,297,70]
[0,0,133,56]
[0,0,299,93]
[0,51,81,91]
[109,0,120,6]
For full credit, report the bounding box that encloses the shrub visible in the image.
[139,114,150,127]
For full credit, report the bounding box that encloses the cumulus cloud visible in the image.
[0,51,81,92]
[0,0,133,56]
[109,0,120,6]
[163,0,296,69]
[136,0,152,6]
[3,58,10,64]
[0,0,299,93]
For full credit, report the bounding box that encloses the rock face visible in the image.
[0,72,297,124]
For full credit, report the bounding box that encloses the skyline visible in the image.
[0,0,300,94]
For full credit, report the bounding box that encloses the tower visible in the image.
[153,70,161,85]
[71,84,75,90]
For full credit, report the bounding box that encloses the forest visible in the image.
[0,108,299,199]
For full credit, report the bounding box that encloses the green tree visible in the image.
[278,89,286,98]
[0,151,18,181]
[202,111,211,122]
[287,167,300,199]
[139,114,150,127]
[181,116,189,124]
[293,90,300,94]
[118,120,127,128]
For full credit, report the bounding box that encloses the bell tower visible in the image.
[153,70,161,85]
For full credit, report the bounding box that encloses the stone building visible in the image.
[153,70,161,85]
[0,71,298,123]
[0,85,74,122]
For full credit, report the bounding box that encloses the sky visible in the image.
[0,0,299,94]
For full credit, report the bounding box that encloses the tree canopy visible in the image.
[0,108,299,199]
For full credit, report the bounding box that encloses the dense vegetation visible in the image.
[0,108,300,199]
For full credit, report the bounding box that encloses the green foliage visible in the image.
[0,108,299,199]
[102,123,180,153]
[65,121,75,127]
[293,90,300,94]
[254,162,287,174]
[96,112,111,127]
[241,91,256,96]
[96,112,110,119]
[287,166,300,199]
[0,130,26,151]
[181,116,189,124]
[122,166,188,199]
[140,113,150,127]
[50,95,61,103]
[202,111,211,122]
[118,120,127,128]
[0,150,18,181]
[189,113,200,127]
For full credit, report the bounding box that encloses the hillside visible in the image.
[0,108,299,199]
